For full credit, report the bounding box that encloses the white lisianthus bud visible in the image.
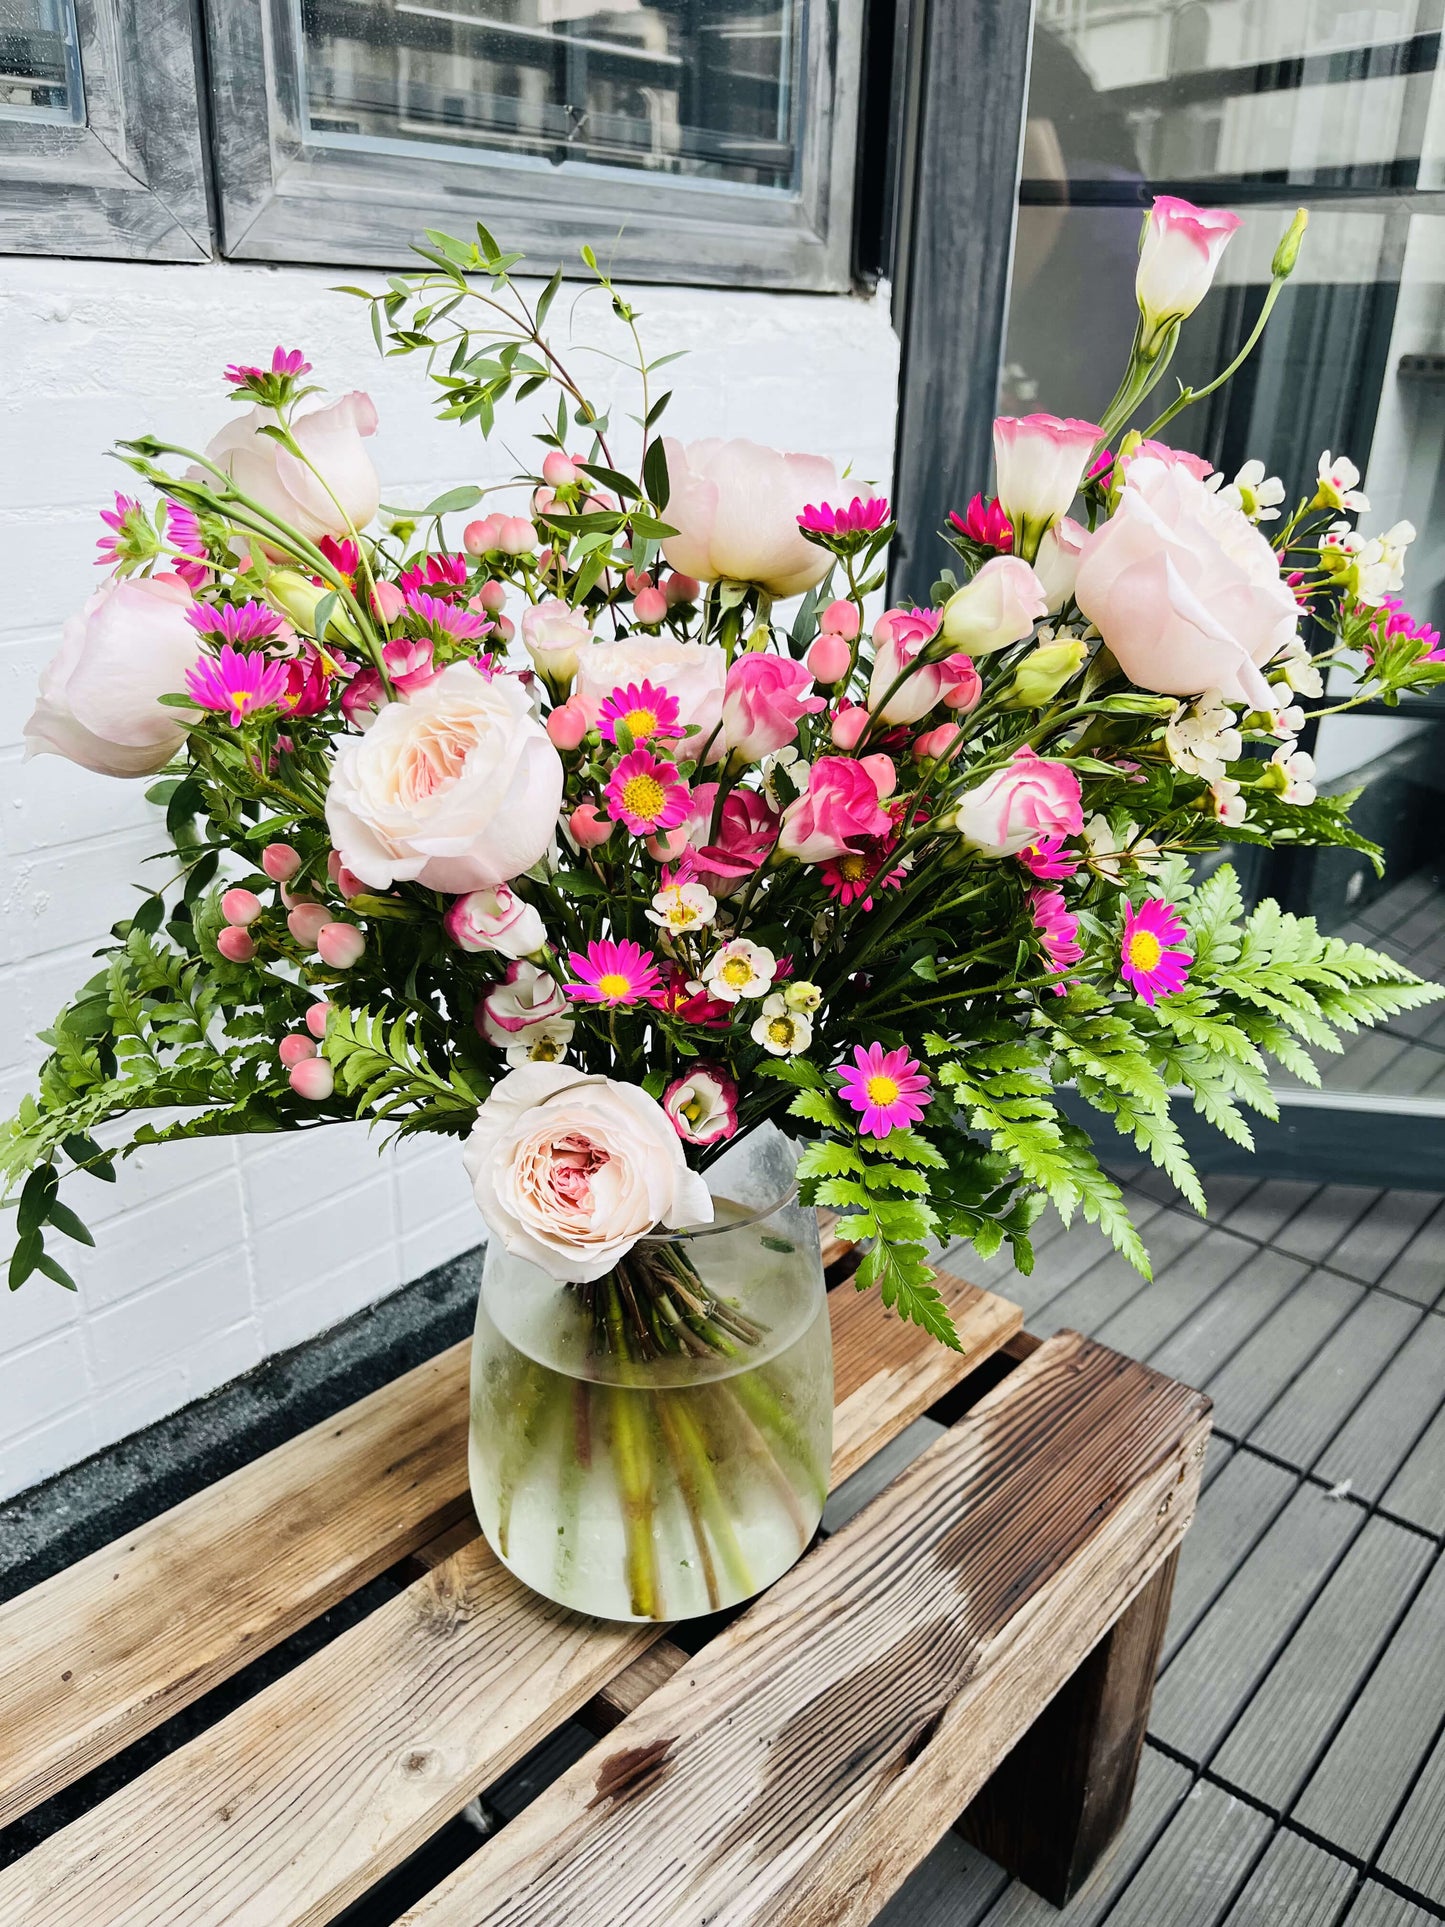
[940,555,1048,655]
[1135,196,1242,341]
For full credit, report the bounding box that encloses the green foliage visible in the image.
[325,1008,488,1136]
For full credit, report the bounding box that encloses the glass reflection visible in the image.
[0,0,84,123]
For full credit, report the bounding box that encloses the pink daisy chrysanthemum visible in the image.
[186,600,284,648]
[798,495,891,537]
[1368,596,1444,664]
[598,681,683,747]
[605,748,691,837]
[94,493,151,569]
[1028,886,1083,994]
[819,831,906,911]
[399,552,469,597]
[165,502,210,588]
[403,587,489,642]
[564,938,664,1008]
[186,645,290,727]
[947,493,1013,553]
[224,345,312,389]
[837,1042,931,1140]
[1017,833,1079,881]
[1120,898,1193,1006]
[317,534,361,580]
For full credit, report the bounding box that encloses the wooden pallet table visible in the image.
[0,1230,1210,1925]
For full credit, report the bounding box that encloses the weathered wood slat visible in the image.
[395,1333,1210,1927]
[0,1273,1021,1927]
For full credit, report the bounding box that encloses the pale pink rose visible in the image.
[1032,517,1087,615]
[952,746,1083,858]
[522,598,592,682]
[993,415,1101,547]
[940,555,1048,655]
[203,393,380,543]
[24,574,199,776]
[777,755,893,863]
[662,1066,738,1147]
[660,438,839,598]
[1073,455,1298,708]
[1122,440,1214,483]
[575,634,726,760]
[477,959,570,1043]
[1136,196,1241,335]
[325,663,563,892]
[445,885,547,959]
[462,1062,713,1282]
[722,653,825,760]
[684,783,780,883]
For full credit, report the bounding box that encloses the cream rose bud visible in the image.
[325,664,563,894]
[1136,196,1241,338]
[444,885,546,959]
[1032,517,1087,615]
[24,574,199,777]
[1073,455,1300,710]
[574,634,726,760]
[660,437,840,599]
[463,1064,713,1283]
[522,599,592,683]
[941,555,1049,656]
[203,392,380,543]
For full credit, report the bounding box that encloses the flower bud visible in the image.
[820,598,861,641]
[289,1056,335,1100]
[288,902,331,947]
[317,922,365,968]
[216,926,255,964]
[942,554,1049,654]
[569,802,614,848]
[663,572,700,607]
[542,450,580,489]
[1136,195,1242,339]
[305,1001,331,1039]
[336,866,365,899]
[807,632,852,684]
[463,514,504,556]
[221,888,262,926]
[624,568,652,594]
[913,722,964,763]
[371,580,406,623]
[546,698,589,751]
[830,703,870,750]
[498,517,537,556]
[633,585,668,626]
[646,826,691,862]
[783,980,823,1013]
[1271,207,1309,281]
[261,842,301,882]
[476,578,508,614]
[1000,636,1088,708]
[860,753,897,798]
[278,1033,317,1068]
[265,569,326,634]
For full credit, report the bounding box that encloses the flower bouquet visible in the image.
[6,203,1443,1618]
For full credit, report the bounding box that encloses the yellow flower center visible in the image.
[865,1074,900,1107]
[838,853,867,880]
[720,955,753,987]
[624,706,658,738]
[597,971,631,999]
[232,689,255,711]
[767,1017,794,1046]
[1126,930,1163,972]
[621,773,667,819]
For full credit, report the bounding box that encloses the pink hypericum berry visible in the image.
[808,632,852,684]
[860,754,897,798]
[371,580,406,623]
[913,722,965,763]
[664,572,700,607]
[830,704,870,750]
[261,842,301,882]
[288,902,331,947]
[327,851,344,883]
[216,926,256,964]
[337,867,365,899]
[476,579,508,614]
[278,1034,317,1068]
[633,586,668,626]
[624,568,653,594]
[532,487,558,518]
[820,598,862,641]
[221,888,262,927]
[463,514,505,556]
[305,1002,331,1039]
[569,802,614,849]
[542,450,580,489]
[498,517,536,556]
[547,700,589,751]
[289,1057,334,1101]
[646,826,692,862]
[317,922,366,968]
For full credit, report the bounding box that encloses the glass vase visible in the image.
[467,1123,833,1621]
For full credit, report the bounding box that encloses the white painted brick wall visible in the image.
[0,255,899,1502]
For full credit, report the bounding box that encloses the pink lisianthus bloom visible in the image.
[938,654,983,711]
[340,666,385,729]
[797,495,890,540]
[1028,885,1083,993]
[186,644,290,727]
[382,635,441,694]
[477,959,570,1045]
[662,1065,739,1146]
[993,414,1102,553]
[722,653,825,760]
[952,746,1083,858]
[684,783,780,883]
[940,554,1048,656]
[1017,832,1079,880]
[564,938,664,1008]
[1032,517,1087,615]
[660,437,840,598]
[1136,196,1241,339]
[948,493,1013,553]
[445,884,547,959]
[522,598,593,684]
[777,754,893,864]
[837,1043,931,1139]
[1120,439,1214,484]
[1120,897,1193,1005]
[868,606,945,725]
[605,747,691,837]
[598,680,683,747]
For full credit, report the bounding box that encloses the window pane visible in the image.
[297,0,805,190]
[0,0,84,123]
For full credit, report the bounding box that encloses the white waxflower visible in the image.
[1321,519,1363,558]
[1264,702,1306,739]
[702,937,777,1003]
[1207,459,1285,523]
[646,879,718,936]
[504,1017,574,1068]
[783,979,823,1013]
[761,746,810,808]
[1165,690,1243,782]
[1210,777,1248,828]
[1271,636,1323,699]
[1354,521,1416,608]
[1315,451,1369,514]
[1271,741,1317,805]
[1083,813,1163,882]
[751,993,813,1057]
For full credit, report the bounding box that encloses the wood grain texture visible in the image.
[0,1277,1021,1926]
[397,1333,1211,1927]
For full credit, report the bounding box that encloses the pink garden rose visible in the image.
[660,438,840,598]
[722,653,824,760]
[477,959,570,1045]
[462,1062,713,1282]
[326,664,563,892]
[1136,196,1241,336]
[1073,455,1299,708]
[777,755,893,863]
[25,574,199,777]
[993,415,1101,550]
[952,746,1083,858]
[204,392,380,543]
[445,885,547,959]
[940,554,1048,655]
[575,633,726,759]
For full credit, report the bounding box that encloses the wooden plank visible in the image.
[394,1333,1210,1927]
[1375,1720,1445,1906]
[1203,1272,1361,1442]
[581,1642,690,1734]
[1162,1445,1294,1666]
[1381,1400,1445,1535]
[1249,1294,1422,1472]
[1214,1831,1356,1927]
[1101,1778,1272,1927]
[1313,1315,1445,1500]
[0,1341,474,1831]
[0,1275,1021,1927]
[1342,1879,1443,1927]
